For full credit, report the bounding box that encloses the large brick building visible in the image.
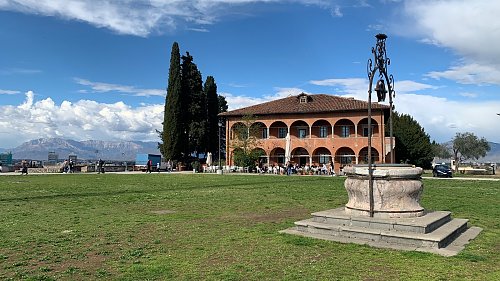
[219,93,393,173]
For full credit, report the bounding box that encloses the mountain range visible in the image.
[0,138,160,161]
[476,142,500,163]
[0,138,499,163]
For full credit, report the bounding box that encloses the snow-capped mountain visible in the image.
[8,138,160,161]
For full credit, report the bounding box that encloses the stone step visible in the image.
[426,218,469,248]
[294,217,468,249]
[311,208,452,234]
[437,226,483,256]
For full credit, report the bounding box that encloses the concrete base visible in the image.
[280,207,482,256]
[216,169,223,175]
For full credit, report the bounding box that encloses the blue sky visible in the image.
[1,0,499,148]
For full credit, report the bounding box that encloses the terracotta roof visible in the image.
[219,93,389,117]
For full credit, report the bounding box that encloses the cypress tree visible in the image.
[181,52,206,157]
[161,42,184,161]
[217,95,228,161]
[205,76,218,155]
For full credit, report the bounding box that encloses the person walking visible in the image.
[21,160,28,175]
[166,159,172,173]
[98,159,105,174]
[146,159,152,173]
[286,161,293,176]
[157,162,160,173]
[329,160,336,176]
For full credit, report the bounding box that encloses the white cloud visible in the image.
[394,93,500,143]
[308,77,498,143]
[75,78,165,97]
[0,89,20,95]
[394,80,438,92]
[398,0,500,86]
[403,0,500,64]
[186,27,210,32]
[426,63,500,85]
[220,92,269,111]
[331,6,342,17]
[2,88,498,148]
[459,92,478,98]
[220,87,309,111]
[0,68,42,75]
[0,91,163,148]
[0,0,346,37]
[310,78,367,95]
[309,78,437,95]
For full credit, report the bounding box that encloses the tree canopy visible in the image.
[160,42,184,160]
[431,141,452,159]
[217,95,228,162]
[452,132,490,171]
[160,43,223,163]
[182,52,206,158]
[205,76,218,156]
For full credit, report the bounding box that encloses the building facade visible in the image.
[219,93,393,173]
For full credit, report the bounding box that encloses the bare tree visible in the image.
[231,115,263,168]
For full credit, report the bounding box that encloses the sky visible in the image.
[0,0,499,149]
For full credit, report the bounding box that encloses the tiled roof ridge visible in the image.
[219,93,389,116]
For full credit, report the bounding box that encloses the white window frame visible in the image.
[341,126,350,138]
[319,126,328,138]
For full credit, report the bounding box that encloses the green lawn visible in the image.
[0,174,498,280]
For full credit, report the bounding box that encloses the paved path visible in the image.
[422,176,500,181]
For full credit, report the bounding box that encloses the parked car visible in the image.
[433,164,453,178]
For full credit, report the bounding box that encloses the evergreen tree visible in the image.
[160,46,224,164]
[205,76,218,155]
[389,112,433,168]
[218,95,228,161]
[181,52,206,158]
[218,95,228,113]
[161,42,184,161]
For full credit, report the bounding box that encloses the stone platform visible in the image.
[280,207,482,256]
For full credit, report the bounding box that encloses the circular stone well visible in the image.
[343,164,424,218]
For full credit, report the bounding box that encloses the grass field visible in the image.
[0,173,498,280]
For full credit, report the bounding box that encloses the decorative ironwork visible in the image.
[366,33,396,217]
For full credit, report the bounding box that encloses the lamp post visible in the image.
[218,120,223,174]
[366,33,396,217]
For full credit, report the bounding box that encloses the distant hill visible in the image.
[439,141,500,163]
[479,142,500,163]
[5,138,499,163]
[9,138,160,161]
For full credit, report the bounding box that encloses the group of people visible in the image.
[61,159,75,173]
[256,161,336,176]
[146,159,173,173]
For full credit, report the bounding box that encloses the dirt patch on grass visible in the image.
[151,210,176,215]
